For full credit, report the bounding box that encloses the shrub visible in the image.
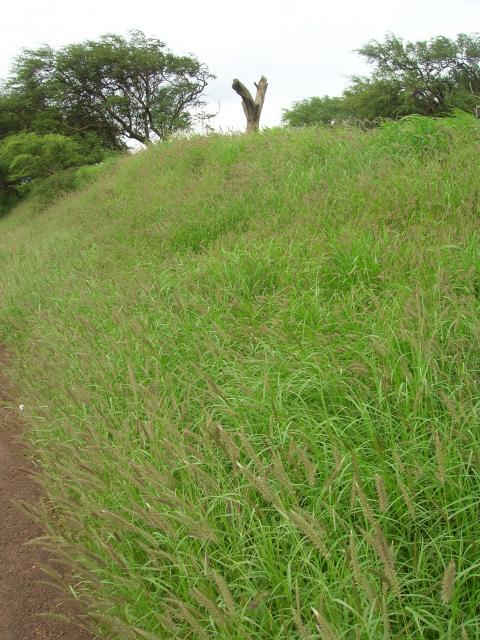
[32,156,119,207]
[0,132,83,184]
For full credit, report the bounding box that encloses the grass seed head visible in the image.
[433,428,446,486]
[289,509,330,558]
[375,474,389,513]
[311,607,337,640]
[441,559,456,605]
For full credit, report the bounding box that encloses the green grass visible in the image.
[0,115,479,639]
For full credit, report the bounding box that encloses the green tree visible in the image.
[357,33,480,116]
[283,33,480,127]
[342,76,407,120]
[0,132,82,192]
[4,31,214,147]
[282,96,345,126]
[451,33,480,93]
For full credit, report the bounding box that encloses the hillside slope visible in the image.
[1,118,479,639]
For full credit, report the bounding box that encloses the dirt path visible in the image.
[0,355,94,640]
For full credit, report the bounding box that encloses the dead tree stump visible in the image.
[232,76,268,133]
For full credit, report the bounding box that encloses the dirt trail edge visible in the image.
[0,352,94,640]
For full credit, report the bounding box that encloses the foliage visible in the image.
[0,131,83,215]
[1,118,479,639]
[283,32,480,126]
[0,56,83,143]
[0,132,82,183]
[342,76,407,120]
[357,32,480,116]
[282,95,345,126]
[30,155,118,207]
[0,132,115,216]
[0,162,20,213]
[2,31,214,148]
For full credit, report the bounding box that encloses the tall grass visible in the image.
[1,115,479,639]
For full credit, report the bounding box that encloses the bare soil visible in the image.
[0,351,94,640]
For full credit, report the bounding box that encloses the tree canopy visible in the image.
[1,31,214,149]
[283,33,480,127]
[0,132,82,184]
[282,96,345,127]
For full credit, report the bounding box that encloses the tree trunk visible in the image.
[232,76,268,133]
[475,105,480,119]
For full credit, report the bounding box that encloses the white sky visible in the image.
[0,0,478,132]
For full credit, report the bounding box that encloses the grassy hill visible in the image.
[1,116,479,639]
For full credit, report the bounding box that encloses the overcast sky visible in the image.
[0,0,478,131]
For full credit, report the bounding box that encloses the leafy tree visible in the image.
[344,34,480,118]
[1,47,124,150]
[451,33,480,93]
[342,76,407,120]
[4,31,214,147]
[0,93,26,139]
[0,50,69,137]
[283,33,480,127]
[0,132,83,194]
[282,96,345,126]
[357,33,459,115]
